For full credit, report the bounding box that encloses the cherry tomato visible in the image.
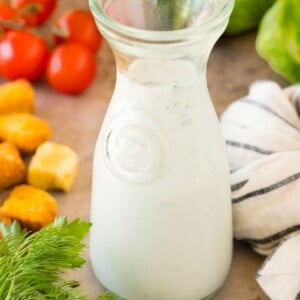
[14,0,57,27]
[46,43,96,94]
[0,3,18,31]
[0,30,49,81]
[0,3,17,22]
[54,10,102,53]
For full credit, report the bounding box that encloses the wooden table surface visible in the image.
[3,1,289,299]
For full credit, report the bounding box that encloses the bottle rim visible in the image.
[89,0,234,43]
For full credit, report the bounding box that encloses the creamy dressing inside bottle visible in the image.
[90,59,232,300]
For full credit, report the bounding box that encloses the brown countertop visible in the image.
[1,1,289,299]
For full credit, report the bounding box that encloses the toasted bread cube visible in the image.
[0,113,51,153]
[0,216,11,224]
[0,79,35,115]
[28,141,78,192]
[0,185,57,231]
[0,142,26,191]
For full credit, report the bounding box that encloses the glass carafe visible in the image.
[89,1,234,299]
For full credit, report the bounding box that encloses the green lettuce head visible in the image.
[256,0,300,82]
[225,0,276,35]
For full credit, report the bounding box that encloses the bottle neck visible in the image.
[90,0,233,80]
[107,30,222,80]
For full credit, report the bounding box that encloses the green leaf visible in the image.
[280,0,300,63]
[225,0,276,35]
[256,0,300,82]
[66,218,92,240]
[95,291,119,300]
[0,217,92,299]
[0,220,24,237]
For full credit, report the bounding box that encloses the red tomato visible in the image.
[14,0,57,26]
[0,3,18,31]
[0,30,49,81]
[46,43,96,94]
[54,10,102,53]
[0,3,17,22]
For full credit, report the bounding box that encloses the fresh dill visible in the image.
[0,217,91,300]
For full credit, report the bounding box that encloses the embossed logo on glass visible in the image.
[104,108,167,183]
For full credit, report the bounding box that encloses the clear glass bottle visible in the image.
[89,1,234,299]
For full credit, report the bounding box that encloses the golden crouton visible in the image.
[0,185,57,231]
[0,142,26,191]
[0,113,51,153]
[0,216,11,224]
[28,141,78,192]
[0,79,34,115]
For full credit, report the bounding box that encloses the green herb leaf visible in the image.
[0,220,24,237]
[66,218,92,240]
[95,291,119,300]
[0,217,91,299]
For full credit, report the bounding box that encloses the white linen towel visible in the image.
[256,232,300,300]
[220,80,300,299]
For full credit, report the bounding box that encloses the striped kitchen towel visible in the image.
[256,232,300,300]
[221,80,300,255]
[220,80,300,300]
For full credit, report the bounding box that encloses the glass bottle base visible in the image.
[201,289,218,300]
[101,288,219,300]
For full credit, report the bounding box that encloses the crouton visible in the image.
[0,216,11,224]
[0,79,35,115]
[0,142,26,191]
[0,185,57,231]
[0,113,51,153]
[28,141,78,192]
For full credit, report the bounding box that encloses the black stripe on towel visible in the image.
[296,98,300,117]
[296,98,300,116]
[231,180,248,192]
[232,172,300,203]
[245,224,300,245]
[226,140,274,155]
[295,291,300,300]
[243,98,300,131]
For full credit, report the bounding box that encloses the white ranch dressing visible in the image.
[90,59,232,300]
